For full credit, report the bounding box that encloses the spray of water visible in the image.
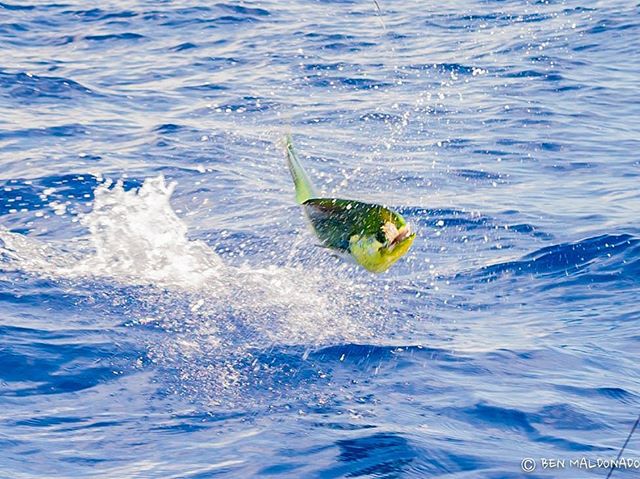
[0,175,383,405]
[78,176,226,288]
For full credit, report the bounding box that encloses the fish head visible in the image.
[348,222,416,273]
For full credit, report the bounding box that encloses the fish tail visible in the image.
[284,134,316,204]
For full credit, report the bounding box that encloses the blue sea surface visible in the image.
[1,0,639,477]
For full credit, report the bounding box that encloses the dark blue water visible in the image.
[1,1,639,478]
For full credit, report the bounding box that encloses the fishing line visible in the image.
[372,0,386,30]
[605,413,640,478]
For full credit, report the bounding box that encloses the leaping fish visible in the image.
[285,135,415,273]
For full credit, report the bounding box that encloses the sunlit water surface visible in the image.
[1,0,639,478]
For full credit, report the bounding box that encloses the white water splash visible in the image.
[0,176,376,349]
[0,175,385,404]
[76,176,226,288]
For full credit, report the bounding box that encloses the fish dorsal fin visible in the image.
[285,135,317,204]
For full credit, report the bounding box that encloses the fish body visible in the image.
[285,135,415,272]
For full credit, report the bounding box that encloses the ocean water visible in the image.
[1,0,639,477]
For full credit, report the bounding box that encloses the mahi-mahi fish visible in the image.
[285,135,415,273]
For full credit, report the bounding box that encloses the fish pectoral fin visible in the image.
[382,222,412,250]
[382,222,399,243]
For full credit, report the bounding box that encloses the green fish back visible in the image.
[303,198,402,250]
